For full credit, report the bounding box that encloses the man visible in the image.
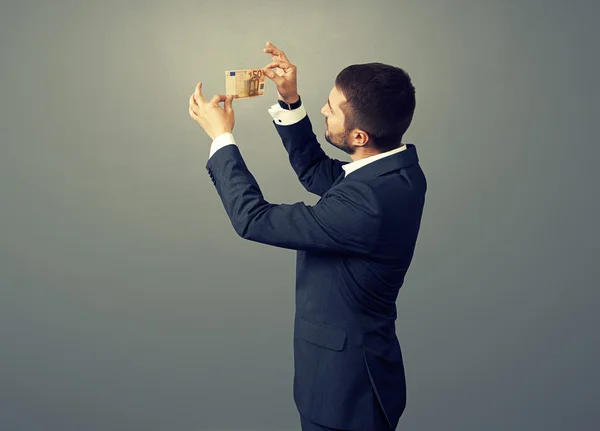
[188,41,427,431]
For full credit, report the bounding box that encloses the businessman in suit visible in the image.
[188,42,426,431]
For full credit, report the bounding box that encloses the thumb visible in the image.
[224,94,234,111]
[263,67,281,84]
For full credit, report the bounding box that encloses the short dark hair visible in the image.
[335,63,416,152]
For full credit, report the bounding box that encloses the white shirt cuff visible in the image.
[209,132,236,159]
[267,102,307,125]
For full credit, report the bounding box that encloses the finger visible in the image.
[265,60,287,68]
[264,42,289,61]
[264,41,278,52]
[209,94,227,105]
[263,67,282,82]
[224,94,234,111]
[264,50,288,64]
[194,82,207,103]
[263,46,280,56]
[189,99,199,115]
[264,61,291,73]
[189,105,198,121]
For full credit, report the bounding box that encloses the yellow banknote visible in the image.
[225,68,267,99]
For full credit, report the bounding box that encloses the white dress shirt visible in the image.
[209,101,407,176]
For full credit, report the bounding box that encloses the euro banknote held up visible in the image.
[225,68,267,99]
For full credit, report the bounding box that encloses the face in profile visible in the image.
[320,86,357,156]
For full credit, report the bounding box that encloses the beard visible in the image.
[324,127,356,155]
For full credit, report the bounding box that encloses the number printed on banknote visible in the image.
[225,68,267,99]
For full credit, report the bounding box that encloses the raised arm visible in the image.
[263,42,347,197]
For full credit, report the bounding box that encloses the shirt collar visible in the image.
[341,144,408,177]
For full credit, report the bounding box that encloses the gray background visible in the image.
[1,0,598,430]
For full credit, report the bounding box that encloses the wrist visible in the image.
[277,94,301,110]
[279,94,299,104]
[211,130,232,141]
[287,95,300,104]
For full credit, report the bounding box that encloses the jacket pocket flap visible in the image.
[295,317,346,351]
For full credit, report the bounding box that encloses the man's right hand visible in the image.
[263,42,299,104]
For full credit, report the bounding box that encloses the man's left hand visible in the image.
[189,82,235,141]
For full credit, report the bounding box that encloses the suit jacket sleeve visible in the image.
[205,144,382,256]
[268,101,348,197]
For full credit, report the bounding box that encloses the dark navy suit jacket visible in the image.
[205,112,427,430]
